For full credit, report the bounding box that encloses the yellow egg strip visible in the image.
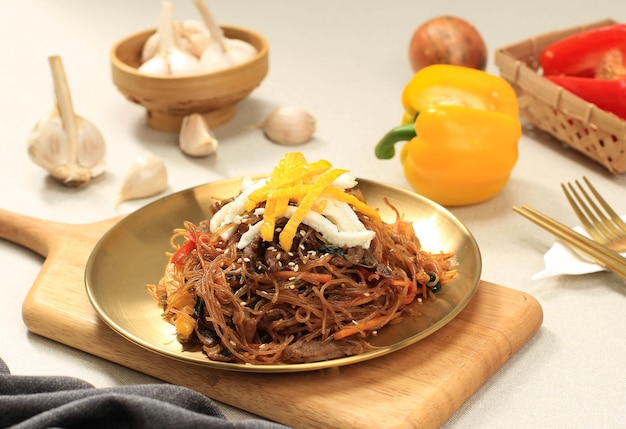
[321,187,381,223]
[278,168,348,251]
[244,152,380,251]
[245,158,332,211]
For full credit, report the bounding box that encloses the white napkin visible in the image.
[532,216,626,280]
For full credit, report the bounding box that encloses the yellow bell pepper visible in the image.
[375,64,522,206]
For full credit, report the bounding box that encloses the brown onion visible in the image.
[408,16,487,72]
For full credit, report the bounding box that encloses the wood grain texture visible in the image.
[1,210,543,429]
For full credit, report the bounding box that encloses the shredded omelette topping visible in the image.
[209,152,381,251]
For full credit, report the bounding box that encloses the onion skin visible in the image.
[408,16,487,73]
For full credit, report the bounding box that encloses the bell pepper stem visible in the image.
[374,124,416,159]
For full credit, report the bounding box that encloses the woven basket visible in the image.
[494,19,626,174]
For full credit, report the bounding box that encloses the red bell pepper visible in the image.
[541,23,626,77]
[540,23,626,120]
[545,75,626,120]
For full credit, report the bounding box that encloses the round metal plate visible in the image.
[85,177,481,373]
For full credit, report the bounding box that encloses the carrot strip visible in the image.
[334,315,390,340]
[389,278,417,304]
[272,270,333,285]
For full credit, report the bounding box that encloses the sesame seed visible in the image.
[243,257,251,263]
[293,264,299,272]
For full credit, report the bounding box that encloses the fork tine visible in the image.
[561,183,605,242]
[571,180,622,240]
[582,176,626,233]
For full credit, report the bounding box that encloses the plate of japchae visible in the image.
[85,154,481,373]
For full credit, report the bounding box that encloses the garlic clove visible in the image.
[179,113,218,157]
[74,115,106,176]
[28,109,71,173]
[141,31,160,63]
[260,106,316,145]
[117,152,168,206]
[180,19,213,58]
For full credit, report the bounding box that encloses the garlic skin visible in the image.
[200,38,257,72]
[138,1,203,77]
[117,152,168,206]
[27,55,106,187]
[261,106,316,145]
[179,113,218,157]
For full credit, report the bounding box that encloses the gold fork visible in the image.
[513,205,626,279]
[561,177,626,252]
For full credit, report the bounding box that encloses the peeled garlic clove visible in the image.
[179,113,218,157]
[261,106,316,145]
[117,152,168,205]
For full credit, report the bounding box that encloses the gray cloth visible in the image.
[0,357,290,429]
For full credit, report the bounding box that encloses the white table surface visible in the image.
[1,1,625,428]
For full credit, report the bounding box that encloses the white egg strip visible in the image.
[238,204,375,249]
[209,178,267,238]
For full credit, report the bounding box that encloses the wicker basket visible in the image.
[494,19,626,174]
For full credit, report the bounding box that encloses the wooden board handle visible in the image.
[0,208,64,256]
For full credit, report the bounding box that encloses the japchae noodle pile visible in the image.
[148,152,457,365]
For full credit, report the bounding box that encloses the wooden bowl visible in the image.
[110,25,269,132]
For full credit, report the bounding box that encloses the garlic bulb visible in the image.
[138,1,203,76]
[179,113,218,157]
[141,19,212,62]
[192,0,257,72]
[200,38,257,72]
[117,152,168,206]
[260,106,316,145]
[27,55,106,187]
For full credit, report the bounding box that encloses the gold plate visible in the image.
[85,177,481,373]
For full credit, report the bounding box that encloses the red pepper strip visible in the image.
[171,238,197,267]
[541,24,626,77]
[545,75,626,120]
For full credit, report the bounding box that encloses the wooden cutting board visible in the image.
[1,208,543,429]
